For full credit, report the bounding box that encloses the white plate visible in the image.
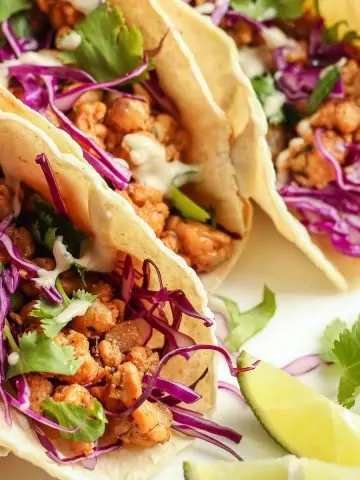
[2,206,358,479]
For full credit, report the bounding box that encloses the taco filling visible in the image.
[0,0,236,275]
[0,152,244,467]
[191,0,360,258]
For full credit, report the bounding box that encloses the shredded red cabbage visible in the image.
[35,426,122,467]
[143,373,201,404]
[0,277,11,425]
[309,18,348,67]
[172,423,242,461]
[51,59,148,111]
[106,344,255,419]
[42,76,131,190]
[0,230,63,303]
[1,20,22,58]
[282,353,331,376]
[275,63,343,103]
[35,154,68,216]
[0,37,38,61]
[169,404,241,443]
[2,265,20,295]
[14,376,31,411]
[9,64,96,84]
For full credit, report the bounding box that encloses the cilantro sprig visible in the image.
[42,398,107,442]
[230,0,302,20]
[31,289,96,338]
[6,331,82,379]
[31,195,84,258]
[217,286,276,352]
[251,74,285,125]
[59,3,147,82]
[320,317,360,408]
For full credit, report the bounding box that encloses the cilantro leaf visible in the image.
[31,289,96,338]
[6,331,82,378]
[331,318,360,408]
[251,74,285,124]
[31,195,84,257]
[59,3,146,82]
[217,286,276,352]
[42,398,107,442]
[320,318,347,363]
[230,0,302,20]
[0,0,30,22]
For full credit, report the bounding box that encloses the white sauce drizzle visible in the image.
[67,0,100,15]
[35,237,74,289]
[263,90,286,117]
[0,51,62,89]
[58,31,82,51]
[287,456,302,480]
[56,299,92,324]
[7,352,20,366]
[123,133,194,192]
[238,47,267,79]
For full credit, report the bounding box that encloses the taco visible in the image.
[0,0,252,291]
[158,0,360,290]
[0,97,244,478]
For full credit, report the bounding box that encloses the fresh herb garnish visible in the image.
[306,64,342,115]
[31,195,84,257]
[251,74,285,124]
[59,3,147,82]
[31,289,96,338]
[320,317,360,408]
[42,397,107,442]
[217,286,276,352]
[230,0,302,20]
[320,318,347,363]
[169,179,211,224]
[6,331,82,378]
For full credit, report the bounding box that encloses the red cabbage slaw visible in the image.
[0,155,250,465]
[280,129,360,257]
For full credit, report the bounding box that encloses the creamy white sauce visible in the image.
[7,352,19,366]
[195,2,215,14]
[0,51,62,89]
[68,0,100,15]
[35,237,74,289]
[58,31,82,51]
[124,133,195,192]
[262,27,295,49]
[263,90,286,117]
[56,299,92,324]
[238,47,266,79]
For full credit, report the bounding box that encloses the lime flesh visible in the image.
[237,351,360,466]
[183,456,360,480]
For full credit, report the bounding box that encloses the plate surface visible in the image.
[2,207,358,479]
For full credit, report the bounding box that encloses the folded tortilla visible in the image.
[158,0,360,291]
[1,0,254,292]
[0,91,216,478]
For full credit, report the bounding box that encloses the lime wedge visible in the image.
[183,457,289,480]
[237,351,360,466]
[183,457,360,480]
